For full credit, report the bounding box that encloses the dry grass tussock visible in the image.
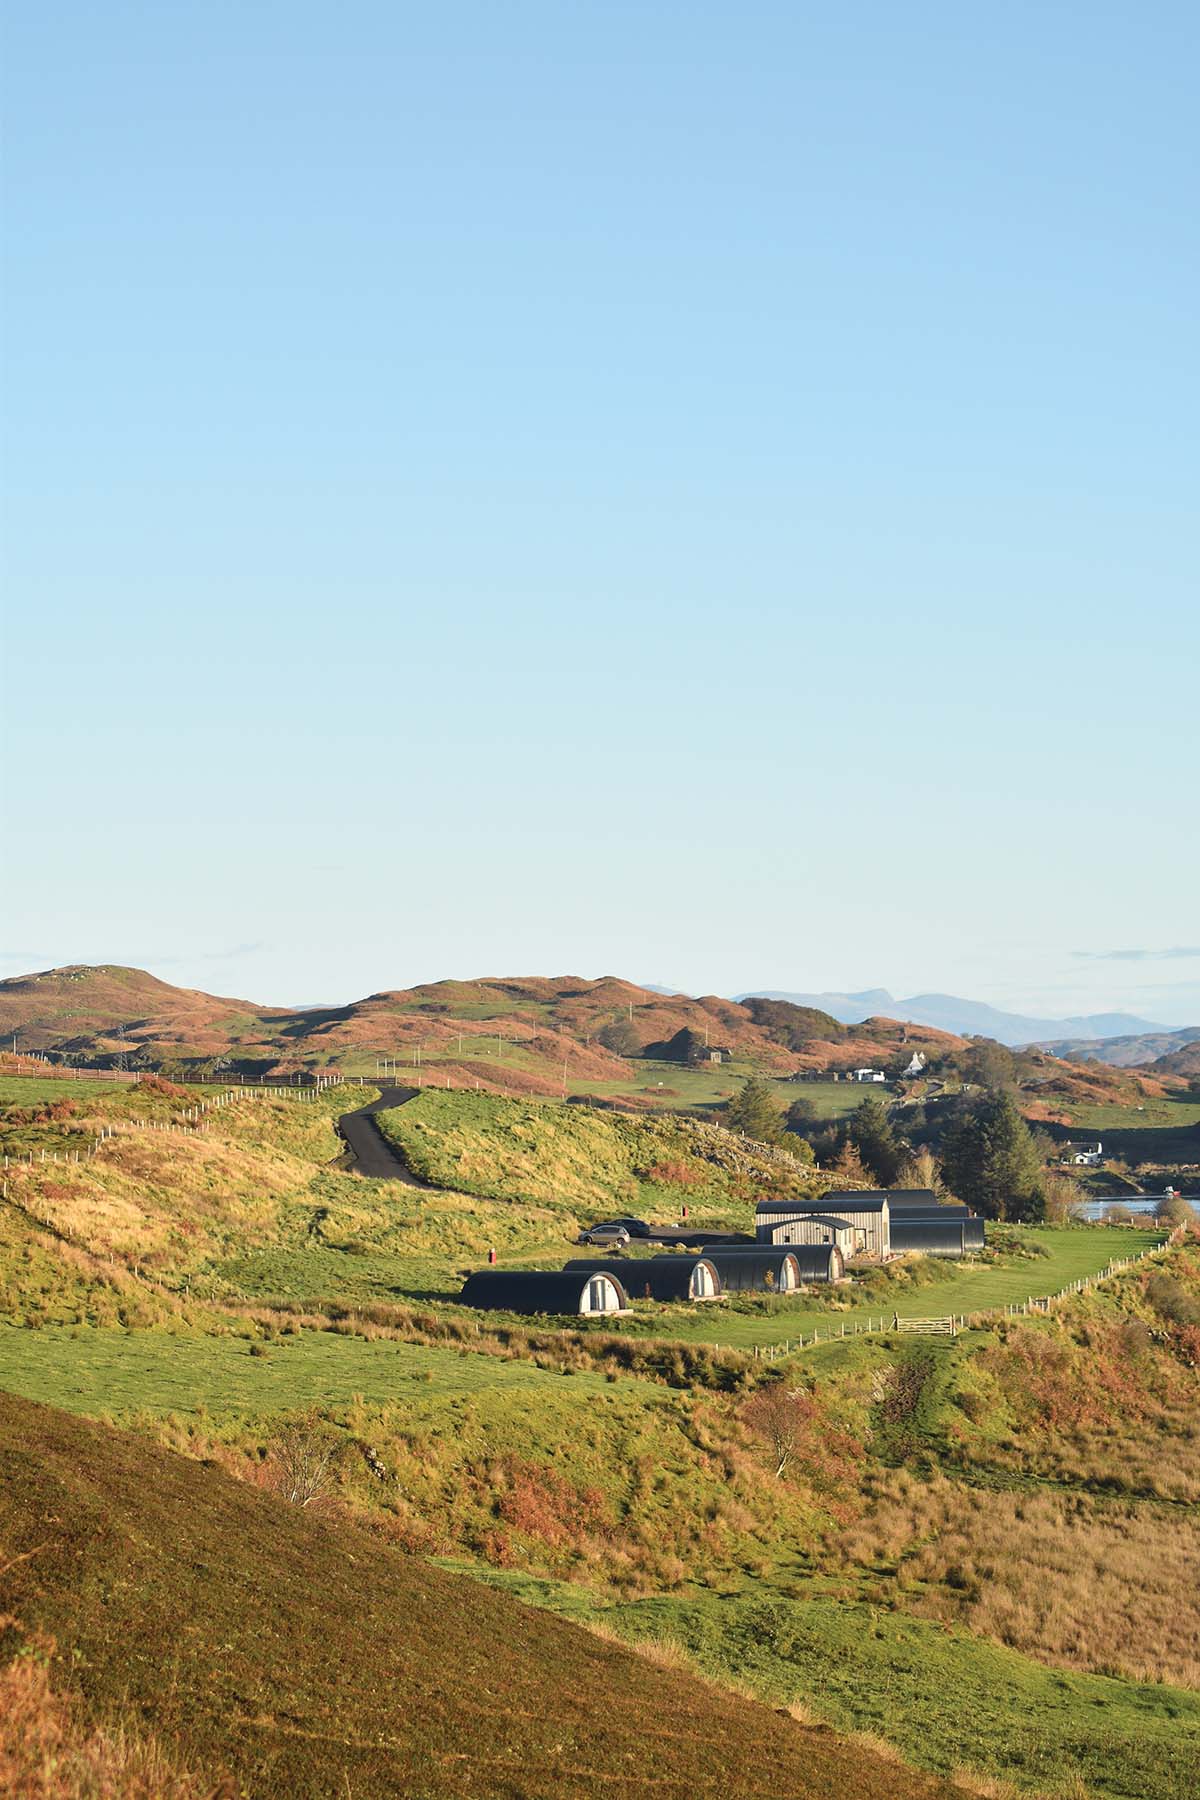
[839,1470,1200,1688]
[0,1633,229,1799]
[949,1770,1088,1800]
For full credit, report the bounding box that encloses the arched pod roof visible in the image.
[676,1249,801,1293]
[702,1243,842,1283]
[889,1216,968,1257]
[563,1257,722,1301]
[458,1269,628,1314]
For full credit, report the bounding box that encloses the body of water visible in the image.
[1075,1194,1200,1221]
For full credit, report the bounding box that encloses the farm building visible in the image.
[851,1067,886,1083]
[888,1215,969,1258]
[563,1257,721,1301]
[754,1212,855,1256]
[701,1243,844,1284]
[756,1194,891,1260]
[459,1270,628,1316]
[869,1190,986,1256]
[685,1248,804,1293]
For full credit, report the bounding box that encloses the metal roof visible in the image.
[562,1257,720,1300]
[458,1269,628,1314]
[756,1194,890,1214]
[689,1249,803,1292]
[712,1242,842,1280]
[890,1217,967,1254]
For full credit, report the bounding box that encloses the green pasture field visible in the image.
[573,1058,752,1110]
[0,1320,641,1421]
[467,1569,1197,1800]
[576,1069,901,1119]
[0,1074,136,1104]
[773,1078,897,1119]
[1060,1095,1200,1131]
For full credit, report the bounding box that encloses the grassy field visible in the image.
[774,1077,901,1118]
[569,1067,900,1119]
[1060,1095,1200,1131]
[0,1073,136,1103]
[469,1569,1198,1800]
[375,1087,817,1227]
[573,1058,752,1109]
[0,1320,639,1418]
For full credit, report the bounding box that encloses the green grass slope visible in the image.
[376,1088,816,1222]
[0,1392,960,1800]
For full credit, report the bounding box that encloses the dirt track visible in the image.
[337,1086,432,1184]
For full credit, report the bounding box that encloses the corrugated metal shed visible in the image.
[756,1213,855,1255]
[756,1194,890,1260]
[889,1215,968,1258]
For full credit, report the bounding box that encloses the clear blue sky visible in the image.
[3,3,1197,1023]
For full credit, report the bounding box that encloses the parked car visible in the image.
[606,1216,653,1239]
[577,1223,632,1247]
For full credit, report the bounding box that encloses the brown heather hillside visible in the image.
[0,964,964,1081]
[4,964,1179,1114]
[1151,1040,1200,1079]
[0,965,292,1062]
[0,1393,961,1800]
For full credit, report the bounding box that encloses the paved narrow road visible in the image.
[337,1086,432,1184]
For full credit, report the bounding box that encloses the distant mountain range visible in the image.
[736,989,1169,1048]
[1030,1026,1200,1069]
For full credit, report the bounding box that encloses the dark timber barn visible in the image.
[459,1269,629,1315]
[702,1243,844,1284]
[563,1256,721,1301]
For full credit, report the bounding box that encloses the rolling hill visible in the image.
[0,1391,959,1800]
[0,964,970,1092]
[1032,1026,1200,1069]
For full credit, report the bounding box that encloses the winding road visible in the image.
[336,1086,432,1184]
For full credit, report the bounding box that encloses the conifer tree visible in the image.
[941,1090,1044,1220]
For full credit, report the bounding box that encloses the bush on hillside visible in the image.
[1145,1273,1200,1327]
[1156,1194,1195,1229]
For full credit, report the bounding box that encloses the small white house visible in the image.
[851,1067,886,1084]
[901,1052,927,1077]
[1071,1140,1103,1167]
